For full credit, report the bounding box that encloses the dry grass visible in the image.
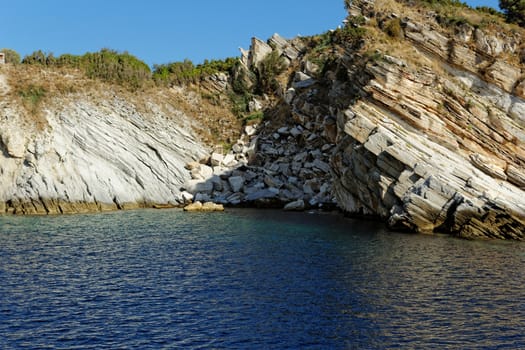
[356,0,524,79]
[1,64,242,145]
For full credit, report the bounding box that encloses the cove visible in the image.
[1,208,524,349]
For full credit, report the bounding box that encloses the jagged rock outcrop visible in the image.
[0,76,209,214]
[328,0,525,239]
[185,0,525,239]
[3,0,525,240]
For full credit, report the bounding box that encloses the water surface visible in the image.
[1,209,524,349]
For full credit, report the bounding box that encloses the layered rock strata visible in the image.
[331,1,525,239]
[3,0,525,240]
[184,1,525,239]
[0,85,208,214]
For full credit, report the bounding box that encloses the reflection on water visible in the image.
[1,209,524,349]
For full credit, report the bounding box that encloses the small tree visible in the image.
[22,50,47,65]
[1,48,21,64]
[500,0,525,27]
[256,51,286,93]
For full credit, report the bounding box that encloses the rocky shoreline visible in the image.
[180,119,336,211]
[2,0,525,240]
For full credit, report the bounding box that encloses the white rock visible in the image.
[210,152,224,167]
[245,125,258,136]
[285,88,296,104]
[228,176,245,192]
[284,199,305,211]
[222,154,237,167]
[248,99,263,112]
[184,179,214,194]
[180,191,194,204]
[0,96,209,212]
[232,143,243,154]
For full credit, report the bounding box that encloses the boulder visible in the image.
[244,188,278,201]
[228,176,245,192]
[183,179,214,194]
[210,152,224,167]
[222,154,237,167]
[293,72,316,89]
[194,192,211,202]
[285,88,296,104]
[284,199,305,211]
[245,125,258,136]
[183,201,224,212]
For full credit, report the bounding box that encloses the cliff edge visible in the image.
[0,66,212,214]
[182,0,525,239]
[2,0,525,239]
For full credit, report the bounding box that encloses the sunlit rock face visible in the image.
[0,88,208,214]
[327,0,525,239]
[3,0,525,240]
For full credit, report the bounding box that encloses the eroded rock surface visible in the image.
[0,84,208,214]
[328,0,525,239]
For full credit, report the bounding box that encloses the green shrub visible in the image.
[22,48,151,89]
[500,0,525,27]
[82,49,151,89]
[420,0,468,7]
[22,50,47,65]
[436,14,472,27]
[56,53,82,68]
[153,57,238,86]
[231,60,255,95]
[228,91,251,118]
[384,18,403,38]
[475,6,503,16]
[244,111,264,124]
[256,51,286,93]
[332,16,367,46]
[18,84,46,115]
[1,48,21,64]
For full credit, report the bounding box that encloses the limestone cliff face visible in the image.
[2,0,525,240]
[0,72,209,214]
[326,0,525,239]
[187,0,525,239]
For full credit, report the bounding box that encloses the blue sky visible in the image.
[1,0,500,67]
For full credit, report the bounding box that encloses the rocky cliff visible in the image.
[2,0,525,239]
[330,0,525,239]
[182,0,525,239]
[0,67,213,214]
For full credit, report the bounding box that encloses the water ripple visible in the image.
[1,209,524,349]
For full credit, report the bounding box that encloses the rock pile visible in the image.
[182,66,338,209]
[181,113,337,209]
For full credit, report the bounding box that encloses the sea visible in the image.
[1,208,524,349]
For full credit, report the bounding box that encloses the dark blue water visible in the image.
[1,209,524,349]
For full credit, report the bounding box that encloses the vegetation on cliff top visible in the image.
[500,0,525,27]
[21,49,151,90]
[2,0,523,143]
[152,58,238,86]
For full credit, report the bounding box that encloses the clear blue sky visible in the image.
[1,0,500,67]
